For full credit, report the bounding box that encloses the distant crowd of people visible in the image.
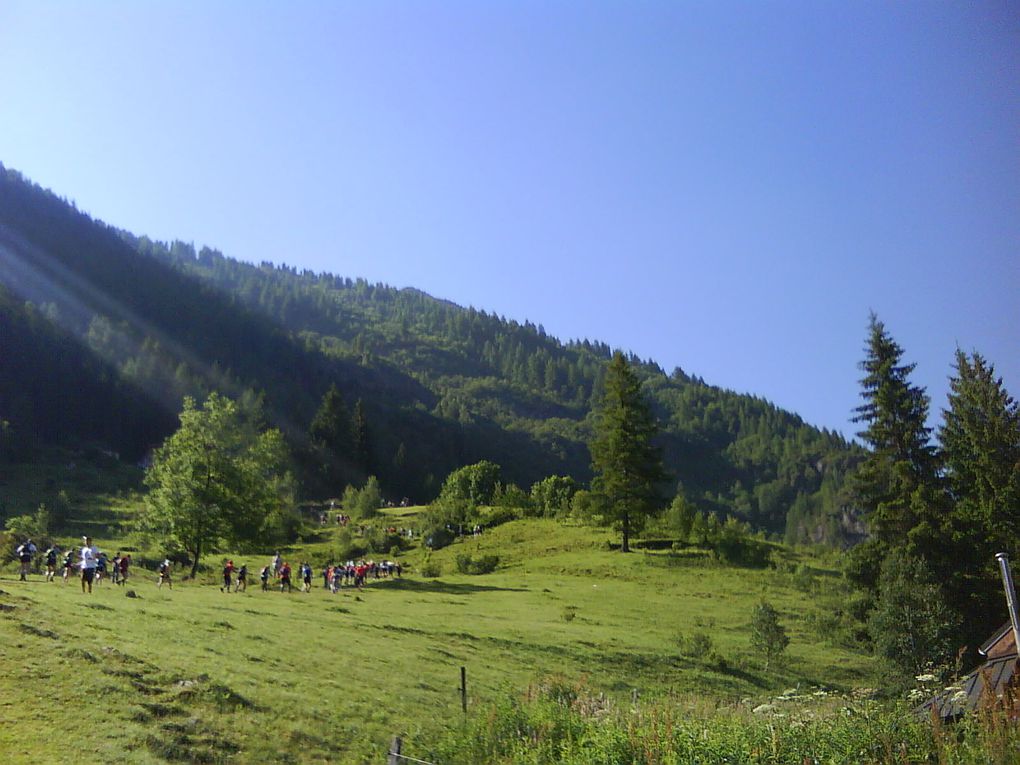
[11,537,402,596]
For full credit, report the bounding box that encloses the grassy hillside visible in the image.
[0,504,880,764]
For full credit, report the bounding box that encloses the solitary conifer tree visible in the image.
[590,352,666,552]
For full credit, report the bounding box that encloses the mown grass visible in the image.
[0,507,887,763]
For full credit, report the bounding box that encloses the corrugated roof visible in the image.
[980,622,1016,658]
[920,654,1018,719]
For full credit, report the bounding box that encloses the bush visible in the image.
[454,554,500,575]
[673,631,713,659]
[482,504,521,529]
[419,559,442,578]
[713,517,771,567]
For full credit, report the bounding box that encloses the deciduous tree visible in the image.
[142,393,293,577]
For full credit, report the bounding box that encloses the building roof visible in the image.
[980,622,1016,659]
[919,653,1018,719]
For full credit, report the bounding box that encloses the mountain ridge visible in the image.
[0,164,861,542]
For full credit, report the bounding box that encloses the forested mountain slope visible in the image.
[0,165,861,541]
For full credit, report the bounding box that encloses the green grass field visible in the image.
[0,499,883,764]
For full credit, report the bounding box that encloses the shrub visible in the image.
[561,606,578,622]
[673,631,714,659]
[419,559,442,578]
[455,554,499,575]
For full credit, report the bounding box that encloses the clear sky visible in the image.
[2,1,1017,439]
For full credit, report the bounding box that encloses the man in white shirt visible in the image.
[79,536,99,594]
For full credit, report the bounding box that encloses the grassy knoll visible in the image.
[0,512,882,763]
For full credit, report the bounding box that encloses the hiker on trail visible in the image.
[62,550,75,584]
[260,565,270,591]
[279,562,292,593]
[79,537,99,594]
[118,554,130,585]
[331,565,343,593]
[44,546,59,582]
[95,551,108,586]
[111,552,121,585]
[221,560,235,592]
[272,552,282,579]
[235,564,248,593]
[16,539,36,581]
[158,559,173,589]
[301,562,313,592]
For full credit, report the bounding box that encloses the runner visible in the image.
[118,554,130,586]
[79,536,99,594]
[221,560,235,593]
[301,562,312,593]
[158,558,173,589]
[44,545,59,582]
[235,564,248,593]
[62,550,74,584]
[279,562,292,593]
[95,551,107,586]
[16,538,36,581]
[111,552,121,585]
[260,565,270,591]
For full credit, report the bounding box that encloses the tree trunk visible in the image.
[190,540,201,579]
[622,511,630,553]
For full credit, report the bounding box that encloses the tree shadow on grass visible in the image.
[377,578,527,595]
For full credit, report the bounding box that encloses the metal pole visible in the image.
[995,553,1020,654]
[460,666,467,713]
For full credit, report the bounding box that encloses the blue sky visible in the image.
[1,2,1017,438]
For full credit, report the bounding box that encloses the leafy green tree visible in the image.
[440,461,502,507]
[530,475,578,517]
[852,314,938,551]
[750,600,790,671]
[141,393,293,577]
[590,352,667,552]
[663,493,696,541]
[867,551,962,677]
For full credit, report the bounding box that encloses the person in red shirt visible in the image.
[221,560,235,592]
[118,554,130,586]
[279,562,292,593]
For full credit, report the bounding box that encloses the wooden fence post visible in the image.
[387,735,402,765]
[460,666,467,713]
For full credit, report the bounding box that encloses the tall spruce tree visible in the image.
[938,350,1020,647]
[590,352,667,552]
[852,314,938,550]
[352,399,373,477]
[941,350,1020,553]
[308,383,354,492]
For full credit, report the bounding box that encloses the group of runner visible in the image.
[20,536,135,592]
[13,538,403,597]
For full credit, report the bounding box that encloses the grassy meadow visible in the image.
[0,488,891,764]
